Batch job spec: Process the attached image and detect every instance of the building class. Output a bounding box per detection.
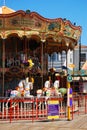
[48,45,87,93]
[0,6,15,14]
[74,45,87,69]
[48,45,87,71]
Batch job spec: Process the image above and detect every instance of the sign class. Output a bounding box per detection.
[67,75,72,82]
[68,64,75,68]
[48,100,59,120]
[67,88,73,107]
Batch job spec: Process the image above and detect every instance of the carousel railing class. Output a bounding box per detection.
[0,96,66,122]
[0,94,87,122]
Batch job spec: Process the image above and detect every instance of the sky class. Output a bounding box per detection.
[0,0,87,45]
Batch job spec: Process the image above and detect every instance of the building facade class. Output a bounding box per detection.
[48,45,87,71]
[74,45,87,69]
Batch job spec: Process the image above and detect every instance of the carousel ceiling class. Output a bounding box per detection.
[0,10,82,52]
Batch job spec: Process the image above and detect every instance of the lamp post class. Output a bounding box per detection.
[66,40,72,120]
[66,42,69,74]
[79,36,83,93]
[79,36,81,70]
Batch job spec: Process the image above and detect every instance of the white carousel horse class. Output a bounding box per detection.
[24,82,33,97]
[54,80,59,89]
[44,80,50,88]
[5,90,21,109]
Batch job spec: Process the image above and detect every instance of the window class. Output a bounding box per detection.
[70,53,73,63]
[51,52,56,62]
[58,53,61,61]
[81,53,86,62]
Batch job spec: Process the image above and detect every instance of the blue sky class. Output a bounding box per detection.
[0,0,87,45]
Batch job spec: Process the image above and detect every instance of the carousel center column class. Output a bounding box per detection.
[2,15,6,97]
[41,39,46,89]
[2,37,6,97]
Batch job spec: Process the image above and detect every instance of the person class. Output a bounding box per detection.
[63,93,67,107]
[44,76,52,89]
[43,76,52,98]
[18,80,25,97]
[53,73,60,96]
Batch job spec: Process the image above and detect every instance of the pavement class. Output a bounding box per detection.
[0,115,87,130]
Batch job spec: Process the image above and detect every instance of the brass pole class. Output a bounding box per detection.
[41,41,44,88]
[2,15,5,97]
[2,38,5,97]
[41,40,45,88]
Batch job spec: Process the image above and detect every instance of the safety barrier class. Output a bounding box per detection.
[72,94,87,119]
[0,96,67,122]
[0,95,87,122]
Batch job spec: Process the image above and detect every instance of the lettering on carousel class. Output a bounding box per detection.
[0,18,41,28]
[68,69,87,76]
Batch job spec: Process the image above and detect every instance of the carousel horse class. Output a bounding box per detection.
[17,77,33,97]
[5,78,34,109]
[5,89,21,109]
[36,89,43,107]
[24,77,33,97]
[53,80,62,97]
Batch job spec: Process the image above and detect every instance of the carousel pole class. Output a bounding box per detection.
[41,40,45,89]
[41,40,44,89]
[2,16,6,97]
[2,38,5,97]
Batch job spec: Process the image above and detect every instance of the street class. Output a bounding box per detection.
[0,115,87,130]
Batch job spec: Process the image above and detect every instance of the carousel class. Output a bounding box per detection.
[0,6,82,96]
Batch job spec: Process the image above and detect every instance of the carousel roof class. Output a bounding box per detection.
[0,8,82,52]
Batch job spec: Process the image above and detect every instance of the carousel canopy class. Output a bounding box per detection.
[0,6,82,53]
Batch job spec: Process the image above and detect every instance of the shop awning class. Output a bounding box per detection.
[82,61,87,70]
